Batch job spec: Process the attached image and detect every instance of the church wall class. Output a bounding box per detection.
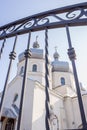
[32,82,67,130]
[17,58,52,88]
[72,94,87,128]
[28,58,45,72]
[64,97,76,129]
[50,94,67,130]
[72,97,82,128]
[1,76,35,130]
[1,76,23,130]
[28,72,45,85]
[32,83,45,130]
[64,94,87,129]
[52,71,74,89]
[82,94,87,121]
[28,58,45,87]
[28,58,52,88]
[17,60,25,75]
[54,85,76,98]
[69,72,76,90]
[2,76,23,109]
[19,79,35,130]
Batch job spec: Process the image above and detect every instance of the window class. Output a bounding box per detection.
[20,66,24,75]
[32,64,37,72]
[61,77,65,85]
[13,94,18,103]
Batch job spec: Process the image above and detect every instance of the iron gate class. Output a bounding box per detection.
[0,2,87,130]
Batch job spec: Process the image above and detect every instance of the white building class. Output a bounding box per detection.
[0,38,87,130]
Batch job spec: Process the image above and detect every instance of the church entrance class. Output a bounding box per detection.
[5,119,14,130]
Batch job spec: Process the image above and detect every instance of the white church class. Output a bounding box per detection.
[0,38,87,130]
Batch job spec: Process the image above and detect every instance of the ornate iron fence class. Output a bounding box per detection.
[0,2,87,130]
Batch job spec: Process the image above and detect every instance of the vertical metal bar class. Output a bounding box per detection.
[45,28,50,130]
[0,35,17,113]
[17,32,31,130]
[65,25,87,129]
[0,39,6,59]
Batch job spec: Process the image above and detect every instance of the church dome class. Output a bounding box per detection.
[52,60,70,72]
[18,36,44,62]
[52,47,70,72]
[30,48,44,59]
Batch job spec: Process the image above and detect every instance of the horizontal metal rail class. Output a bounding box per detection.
[0,2,87,40]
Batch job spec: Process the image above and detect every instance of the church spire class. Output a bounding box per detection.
[53,46,59,60]
[33,36,40,48]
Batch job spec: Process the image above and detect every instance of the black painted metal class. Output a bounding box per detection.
[0,35,17,113]
[17,32,31,130]
[0,3,87,40]
[45,28,50,130]
[0,39,6,58]
[66,25,87,129]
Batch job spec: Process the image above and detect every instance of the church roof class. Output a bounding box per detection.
[1,107,17,119]
[52,48,71,72]
[18,39,71,73]
[30,48,44,59]
[18,48,44,62]
[18,36,44,62]
[52,60,70,72]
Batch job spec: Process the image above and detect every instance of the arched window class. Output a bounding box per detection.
[32,64,37,72]
[20,66,24,75]
[13,93,18,103]
[61,77,65,85]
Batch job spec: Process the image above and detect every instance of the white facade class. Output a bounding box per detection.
[0,39,87,130]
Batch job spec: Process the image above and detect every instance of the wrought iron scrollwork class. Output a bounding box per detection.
[37,17,50,25]
[23,20,35,29]
[0,2,87,40]
[66,8,85,19]
[7,25,16,32]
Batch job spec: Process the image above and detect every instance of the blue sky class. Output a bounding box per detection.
[0,0,87,91]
